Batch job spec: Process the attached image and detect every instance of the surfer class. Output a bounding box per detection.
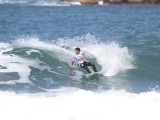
[70,47,97,73]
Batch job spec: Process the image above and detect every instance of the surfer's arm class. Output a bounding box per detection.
[82,53,85,58]
[70,60,75,68]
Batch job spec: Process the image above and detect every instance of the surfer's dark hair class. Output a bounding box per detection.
[75,47,80,52]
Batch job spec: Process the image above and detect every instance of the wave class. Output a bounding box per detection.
[0,34,134,92]
[0,0,80,6]
[13,34,134,76]
[0,0,29,4]
[0,89,160,120]
[31,1,64,7]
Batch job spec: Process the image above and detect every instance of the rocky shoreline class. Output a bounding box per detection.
[60,0,160,4]
[106,0,160,4]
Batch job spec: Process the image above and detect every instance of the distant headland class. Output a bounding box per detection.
[59,0,160,5]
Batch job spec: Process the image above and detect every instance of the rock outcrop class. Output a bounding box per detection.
[76,0,99,4]
[61,0,160,4]
[106,0,160,4]
[62,0,99,4]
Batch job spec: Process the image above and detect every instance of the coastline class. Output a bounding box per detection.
[60,0,160,5]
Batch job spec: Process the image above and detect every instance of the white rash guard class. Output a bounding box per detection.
[73,52,84,64]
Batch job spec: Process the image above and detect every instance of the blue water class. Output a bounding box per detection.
[0,2,160,120]
[1,5,160,41]
[0,4,160,93]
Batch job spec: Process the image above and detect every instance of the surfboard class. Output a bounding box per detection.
[85,72,102,79]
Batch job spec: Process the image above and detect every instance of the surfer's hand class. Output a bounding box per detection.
[82,53,85,58]
[69,65,73,68]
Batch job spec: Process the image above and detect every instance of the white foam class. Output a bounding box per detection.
[0,0,28,4]
[0,53,37,84]
[26,49,43,57]
[0,42,49,84]
[31,1,62,7]
[85,42,134,76]
[54,34,134,76]
[31,1,81,7]
[0,0,76,6]
[0,90,160,120]
[13,36,73,63]
[0,42,9,48]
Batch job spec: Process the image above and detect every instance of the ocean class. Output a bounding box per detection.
[0,1,160,120]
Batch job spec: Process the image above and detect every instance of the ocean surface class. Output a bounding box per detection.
[0,1,160,120]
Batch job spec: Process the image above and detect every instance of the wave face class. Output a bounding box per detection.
[0,34,135,93]
[0,34,160,94]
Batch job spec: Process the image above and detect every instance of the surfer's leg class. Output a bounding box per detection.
[84,61,97,72]
[84,66,91,73]
[80,63,91,73]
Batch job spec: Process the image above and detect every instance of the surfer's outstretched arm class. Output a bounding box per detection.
[82,53,85,58]
[70,61,74,68]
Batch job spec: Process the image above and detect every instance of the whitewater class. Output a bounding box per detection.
[0,90,160,120]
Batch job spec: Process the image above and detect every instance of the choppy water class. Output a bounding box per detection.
[0,2,160,120]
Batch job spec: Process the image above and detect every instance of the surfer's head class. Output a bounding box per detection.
[75,47,80,54]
